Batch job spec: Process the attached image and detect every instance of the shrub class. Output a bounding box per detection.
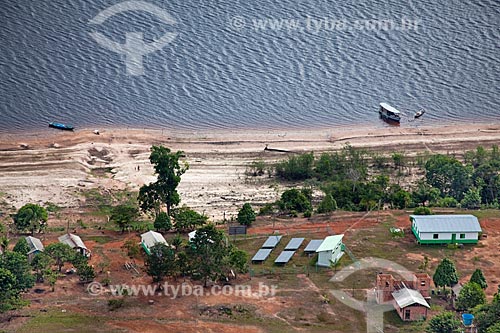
[413,206,433,215]
[108,298,125,311]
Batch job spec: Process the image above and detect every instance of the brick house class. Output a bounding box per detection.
[376,273,431,321]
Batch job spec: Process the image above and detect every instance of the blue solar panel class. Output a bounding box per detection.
[252,248,272,262]
[262,235,282,248]
[304,240,323,252]
[284,238,305,250]
[274,250,295,264]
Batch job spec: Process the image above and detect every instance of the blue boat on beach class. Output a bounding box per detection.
[49,122,74,131]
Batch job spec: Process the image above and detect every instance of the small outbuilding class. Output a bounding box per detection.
[26,236,44,261]
[316,234,344,267]
[140,231,168,255]
[392,287,430,321]
[410,215,482,244]
[58,233,91,257]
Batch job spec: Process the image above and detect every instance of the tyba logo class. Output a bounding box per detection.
[89,1,177,76]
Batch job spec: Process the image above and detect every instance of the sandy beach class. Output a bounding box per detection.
[1,122,500,220]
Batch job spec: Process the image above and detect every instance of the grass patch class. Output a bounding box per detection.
[86,235,114,244]
[17,310,119,333]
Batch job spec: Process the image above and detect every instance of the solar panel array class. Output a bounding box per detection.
[251,248,272,262]
[261,235,282,248]
[304,240,324,253]
[284,238,305,250]
[274,250,295,264]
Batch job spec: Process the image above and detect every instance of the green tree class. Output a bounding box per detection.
[13,238,30,256]
[412,181,440,207]
[13,204,48,234]
[76,264,96,283]
[31,252,54,282]
[110,205,139,233]
[154,211,172,232]
[0,251,35,291]
[456,282,486,311]
[45,243,75,272]
[171,233,184,253]
[317,194,337,214]
[425,154,472,201]
[486,322,500,333]
[138,146,189,217]
[433,258,459,292]
[229,249,248,275]
[426,311,460,333]
[390,189,412,209]
[173,206,207,232]
[0,267,19,312]
[187,224,229,287]
[470,268,488,289]
[145,243,176,282]
[237,203,256,226]
[461,187,482,209]
[474,294,500,333]
[278,189,312,213]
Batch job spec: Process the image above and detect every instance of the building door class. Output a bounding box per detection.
[452,234,456,242]
[405,309,411,320]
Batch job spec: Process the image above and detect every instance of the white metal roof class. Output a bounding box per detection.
[410,215,482,233]
[26,236,44,254]
[392,288,430,309]
[141,231,168,248]
[58,233,88,250]
[316,234,344,252]
[380,103,401,114]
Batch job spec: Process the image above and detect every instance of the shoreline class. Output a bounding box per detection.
[1,121,500,220]
[2,121,500,151]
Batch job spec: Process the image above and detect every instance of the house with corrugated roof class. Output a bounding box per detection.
[140,231,168,255]
[376,273,431,321]
[58,233,91,257]
[316,234,344,267]
[391,287,430,321]
[410,215,482,244]
[26,236,44,261]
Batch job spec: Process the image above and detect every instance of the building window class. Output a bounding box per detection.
[460,234,465,239]
[405,309,411,320]
[433,234,439,239]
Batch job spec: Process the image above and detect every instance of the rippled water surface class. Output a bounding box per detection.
[0,0,499,131]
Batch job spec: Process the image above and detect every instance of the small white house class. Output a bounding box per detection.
[140,231,168,255]
[58,233,91,257]
[316,234,345,267]
[410,215,482,244]
[26,236,44,261]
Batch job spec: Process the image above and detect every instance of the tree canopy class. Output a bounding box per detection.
[154,211,172,232]
[145,243,176,282]
[456,282,486,311]
[173,206,207,232]
[110,204,139,233]
[425,311,460,333]
[237,203,256,226]
[433,258,459,291]
[470,268,488,289]
[138,146,188,217]
[13,204,48,234]
[45,243,75,272]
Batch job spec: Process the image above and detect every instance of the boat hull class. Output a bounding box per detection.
[49,122,74,131]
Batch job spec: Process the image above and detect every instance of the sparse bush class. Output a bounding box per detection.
[108,298,125,311]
